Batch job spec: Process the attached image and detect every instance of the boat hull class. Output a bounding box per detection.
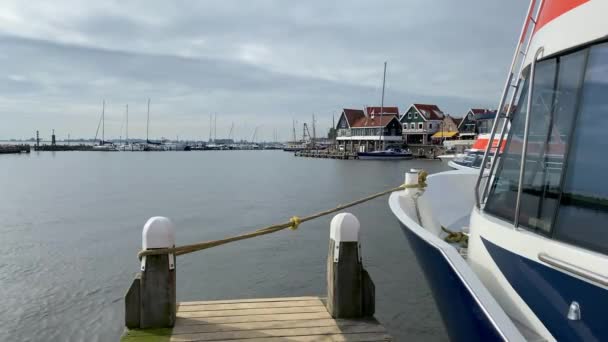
[398,220,505,342]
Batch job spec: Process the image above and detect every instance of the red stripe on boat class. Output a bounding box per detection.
[534,0,589,33]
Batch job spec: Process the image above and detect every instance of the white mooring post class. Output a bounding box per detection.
[125,217,177,329]
[404,171,420,195]
[326,213,375,318]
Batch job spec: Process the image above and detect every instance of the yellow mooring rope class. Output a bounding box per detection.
[441,225,468,246]
[138,171,428,259]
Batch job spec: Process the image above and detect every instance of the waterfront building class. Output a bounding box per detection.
[431,114,462,142]
[335,108,402,152]
[400,104,445,144]
[457,108,497,139]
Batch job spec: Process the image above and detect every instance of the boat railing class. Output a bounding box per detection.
[475,0,544,208]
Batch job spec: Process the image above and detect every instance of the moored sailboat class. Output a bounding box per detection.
[93,100,118,151]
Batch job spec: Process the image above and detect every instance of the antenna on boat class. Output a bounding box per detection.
[146,98,151,143]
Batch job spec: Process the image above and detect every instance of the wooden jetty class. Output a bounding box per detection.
[294,150,358,160]
[121,214,393,341]
[0,144,30,154]
[122,296,391,341]
[33,144,94,151]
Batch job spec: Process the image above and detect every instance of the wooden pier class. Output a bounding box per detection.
[294,150,358,160]
[122,214,393,341]
[33,144,94,151]
[122,296,391,341]
[0,144,30,154]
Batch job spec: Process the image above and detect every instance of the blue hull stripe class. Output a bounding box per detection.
[482,237,608,341]
[399,222,504,341]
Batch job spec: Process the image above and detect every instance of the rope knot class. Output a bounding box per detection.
[418,170,428,187]
[289,216,301,230]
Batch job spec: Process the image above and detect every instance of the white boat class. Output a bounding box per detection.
[92,144,118,151]
[390,1,608,340]
[447,134,505,171]
[436,153,460,161]
[118,143,145,151]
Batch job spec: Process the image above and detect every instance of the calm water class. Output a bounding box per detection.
[0,151,450,341]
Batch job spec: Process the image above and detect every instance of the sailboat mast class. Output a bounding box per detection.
[380,61,387,150]
[292,120,296,142]
[102,100,105,143]
[312,114,316,145]
[126,104,129,142]
[146,99,150,142]
[209,114,212,142]
[380,61,387,115]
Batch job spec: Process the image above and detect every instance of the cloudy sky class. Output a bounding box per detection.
[0,0,527,141]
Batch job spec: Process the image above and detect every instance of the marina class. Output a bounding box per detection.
[4,0,608,341]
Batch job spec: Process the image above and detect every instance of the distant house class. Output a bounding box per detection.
[335,108,402,152]
[458,108,497,139]
[431,115,462,141]
[400,104,445,144]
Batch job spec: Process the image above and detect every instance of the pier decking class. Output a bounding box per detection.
[122,296,392,341]
[294,150,359,159]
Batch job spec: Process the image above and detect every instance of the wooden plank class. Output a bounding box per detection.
[178,306,328,319]
[172,318,380,335]
[170,324,387,341]
[212,334,392,342]
[175,312,333,326]
[178,296,320,306]
[178,299,324,312]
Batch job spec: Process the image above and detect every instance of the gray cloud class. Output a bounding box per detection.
[0,0,527,140]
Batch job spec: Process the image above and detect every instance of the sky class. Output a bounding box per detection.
[0,0,528,141]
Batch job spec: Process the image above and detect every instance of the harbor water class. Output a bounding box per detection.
[0,150,450,341]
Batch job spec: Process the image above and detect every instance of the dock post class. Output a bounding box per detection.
[125,217,176,329]
[326,213,375,318]
[404,171,419,195]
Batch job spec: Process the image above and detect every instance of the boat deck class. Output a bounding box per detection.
[121,296,392,342]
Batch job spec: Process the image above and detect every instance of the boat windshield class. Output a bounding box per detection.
[485,41,608,255]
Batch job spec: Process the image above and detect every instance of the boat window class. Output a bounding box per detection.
[485,49,587,233]
[553,43,608,254]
